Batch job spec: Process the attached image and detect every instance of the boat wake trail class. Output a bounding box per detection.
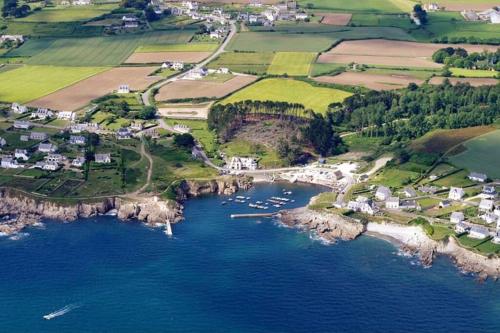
[43,303,81,320]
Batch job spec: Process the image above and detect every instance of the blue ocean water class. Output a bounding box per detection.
[1,183,500,333]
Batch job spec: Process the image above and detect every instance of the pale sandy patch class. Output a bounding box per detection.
[429,76,499,86]
[319,13,352,25]
[155,75,257,101]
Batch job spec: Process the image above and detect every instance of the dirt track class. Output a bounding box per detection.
[155,75,257,101]
[28,67,160,111]
[315,72,424,90]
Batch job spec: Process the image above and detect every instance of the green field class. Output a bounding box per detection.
[0,65,107,103]
[450,68,499,78]
[267,52,317,76]
[15,4,117,22]
[228,27,414,52]
[221,78,352,114]
[297,0,406,13]
[351,13,415,30]
[208,52,274,74]
[449,130,500,179]
[7,31,195,66]
[220,139,283,168]
[135,43,218,52]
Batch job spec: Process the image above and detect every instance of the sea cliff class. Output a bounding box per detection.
[0,175,252,235]
[280,204,500,280]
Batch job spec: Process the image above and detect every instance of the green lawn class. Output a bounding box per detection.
[15,4,117,22]
[8,31,195,66]
[220,139,284,168]
[228,27,413,52]
[449,130,500,179]
[450,67,499,78]
[267,52,317,76]
[165,119,218,154]
[136,43,218,52]
[372,167,420,188]
[0,65,107,103]
[221,78,352,114]
[208,52,274,75]
[310,63,345,77]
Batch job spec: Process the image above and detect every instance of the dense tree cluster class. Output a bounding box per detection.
[431,35,500,46]
[120,0,148,10]
[208,100,307,142]
[329,81,499,143]
[413,4,427,24]
[432,47,500,71]
[2,0,30,18]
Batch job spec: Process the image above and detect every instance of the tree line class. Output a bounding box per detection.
[432,47,500,71]
[328,81,499,143]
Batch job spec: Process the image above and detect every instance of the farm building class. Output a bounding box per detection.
[402,187,417,198]
[31,108,53,120]
[468,172,488,182]
[117,85,130,94]
[14,149,29,161]
[469,225,489,239]
[228,157,258,171]
[30,132,48,141]
[455,222,468,234]
[450,212,465,224]
[479,199,494,212]
[35,161,59,171]
[13,121,31,129]
[481,213,498,224]
[375,186,391,201]
[38,143,57,153]
[1,157,22,169]
[95,153,111,164]
[58,111,76,121]
[11,103,27,114]
[72,156,86,167]
[385,197,400,209]
[448,187,465,201]
[45,154,64,164]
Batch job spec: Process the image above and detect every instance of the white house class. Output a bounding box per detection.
[35,161,59,171]
[439,200,451,208]
[57,111,76,121]
[95,153,111,164]
[171,61,184,70]
[448,187,465,201]
[38,143,57,153]
[30,108,53,120]
[13,120,31,130]
[69,135,86,145]
[0,35,24,44]
[493,231,500,244]
[295,12,308,20]
[116,127,132,140]
[73,0,91,5]
[129,121,144,131]
[450,211,464,224]
[481,212,498,224]
[455,221,468,234]
[402,187,417,198]
[11,102,27,114]
[0,137,6,147]
[14,149,29,161]
[423,3,440,11]
[385,197,400,209]
[217,67,230,74]
[479,199,494,212]
[228,156,258,171]
[469,225,489,239]
[375,186,391,201]
[400,200,419,210]
[72,156,86,167]
[117,84,130,94]
[468,172,488,182]
[348,197,377,215]
[30,132,48,141]
[45,153,64,164]
[184,68,208,80]
[482,185,496,197]
[20,135,29,142]
[1,157,22,169]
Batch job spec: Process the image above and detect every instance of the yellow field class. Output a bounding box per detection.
[267,52,317,76]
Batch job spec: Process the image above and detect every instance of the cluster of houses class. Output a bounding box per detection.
[227,156,258,171]
[11,103,76,121]
[238,1,308,26]
[160,1,230,25]
[161,61,184,71]
[461,7,500,24]
[347,185,420,216]
[0,34,24,47]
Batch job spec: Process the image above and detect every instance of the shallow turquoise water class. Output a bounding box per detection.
[1,183,500,333]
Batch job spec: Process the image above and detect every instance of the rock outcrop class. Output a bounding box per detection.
[280,207,365,242]
[0,188,182,235]
[175,175,253,200]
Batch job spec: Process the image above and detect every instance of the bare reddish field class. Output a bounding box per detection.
[315,72,424,90]
[156,75,257,101]
[29,67,160,111]
[436,1,499,11]
[411,126,496,154]
[318,40,498,68]
[429,77,499,86]
[125,52,212,64]
[319,13,352,25]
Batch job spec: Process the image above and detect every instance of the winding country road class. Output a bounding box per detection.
[141,21,237,107]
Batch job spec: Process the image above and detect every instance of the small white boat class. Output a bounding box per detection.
[43,304,79,320]
[164,222,173,237]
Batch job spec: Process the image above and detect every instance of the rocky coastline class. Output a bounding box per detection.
[0,175,252,236]
[279,205,500,280]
